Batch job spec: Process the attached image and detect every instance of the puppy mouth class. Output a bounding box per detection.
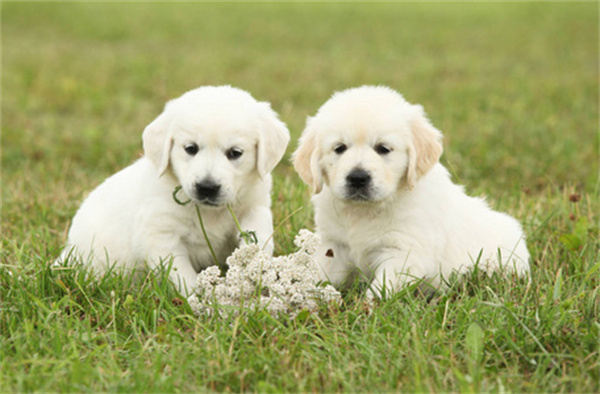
[344,188,374,201]
[195,198,223,207]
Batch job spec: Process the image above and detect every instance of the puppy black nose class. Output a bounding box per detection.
[195,181,221,200]
[346,168,371,189]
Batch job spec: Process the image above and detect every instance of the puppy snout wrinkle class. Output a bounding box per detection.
[195,180,221,201]
[346,168,372,189]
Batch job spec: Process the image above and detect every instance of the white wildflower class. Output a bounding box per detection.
[188,229,341,319]
[293,228,321,254]
[196,265,223,289]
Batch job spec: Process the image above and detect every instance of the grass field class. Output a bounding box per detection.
[1,2,599,393]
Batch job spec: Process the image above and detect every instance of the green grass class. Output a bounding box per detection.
[2,2,599,393]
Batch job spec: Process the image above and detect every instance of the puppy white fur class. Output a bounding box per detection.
[293,86,530,297]
[57,86,290,294]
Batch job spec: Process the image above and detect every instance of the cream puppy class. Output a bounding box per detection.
[57,86,290,294]
[293,86,530,297]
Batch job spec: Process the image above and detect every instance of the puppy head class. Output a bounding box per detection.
[143,86,289,207]
[293,86,442,202]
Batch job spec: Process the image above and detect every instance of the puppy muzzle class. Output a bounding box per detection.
[194,180,223,206]
[344,168,374,201]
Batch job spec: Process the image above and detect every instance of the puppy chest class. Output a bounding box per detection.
[184,219,238,270]
[335,212,395,245]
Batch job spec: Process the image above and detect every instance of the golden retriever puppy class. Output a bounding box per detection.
[57,86,290,295]
[293,86,530,297]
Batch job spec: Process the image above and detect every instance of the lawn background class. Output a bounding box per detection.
[1,2,599,393]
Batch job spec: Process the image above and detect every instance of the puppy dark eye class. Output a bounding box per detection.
[184,143,199,156]
[374,143,392,155]
[226,147,244,160]
[334,144,347,155]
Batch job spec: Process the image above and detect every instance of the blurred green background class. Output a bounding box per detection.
[3,2,598,188]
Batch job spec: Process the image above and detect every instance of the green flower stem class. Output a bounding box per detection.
[173,186,219,266]
[227,204,257,245]
[195,205,220,267]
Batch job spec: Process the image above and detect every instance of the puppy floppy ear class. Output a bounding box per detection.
[142,103,174,177]
[256,103,290,178]
[292,117,323,194]
[406,105,443,189]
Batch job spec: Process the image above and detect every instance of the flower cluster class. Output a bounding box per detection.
[187,229,341,319]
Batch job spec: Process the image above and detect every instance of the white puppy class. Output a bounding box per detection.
[57,86,290,294]
[293,86,530,297]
